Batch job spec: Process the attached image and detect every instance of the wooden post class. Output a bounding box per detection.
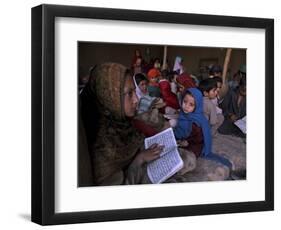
[219,48,232,99]
[222,48,232,84]
[162,45,167,70]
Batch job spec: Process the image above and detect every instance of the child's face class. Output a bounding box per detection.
[154,60,161,69]
[204,88,217,99]
[216,82,222,94]
[135,57,142,66]
[214,71,222,77]
[234,74,241,82]
[150,76,159,83]
[138,80,148,94]
[135,49,141,57]
[182,94,195,113]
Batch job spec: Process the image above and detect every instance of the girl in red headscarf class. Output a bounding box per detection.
[158,70,180,110]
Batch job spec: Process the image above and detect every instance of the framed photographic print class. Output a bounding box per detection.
[31,4,274,225]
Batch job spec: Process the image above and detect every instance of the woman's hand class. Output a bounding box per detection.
[134,143,164,165]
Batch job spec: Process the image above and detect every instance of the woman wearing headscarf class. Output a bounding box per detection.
[89,63,165,185]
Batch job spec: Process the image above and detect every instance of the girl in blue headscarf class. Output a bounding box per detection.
[173,88,233,169]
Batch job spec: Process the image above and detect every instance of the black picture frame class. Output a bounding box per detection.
[31,4,274,225]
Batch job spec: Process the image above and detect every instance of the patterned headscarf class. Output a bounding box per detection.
[176,73,196,90]
[88,63,144,185]
[91,63,128,122]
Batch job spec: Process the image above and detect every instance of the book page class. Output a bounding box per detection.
[234,116,246,134]
[163,113,179,120]
[147,150,183,184]
[145,128,177,156]
[145,128,183,184]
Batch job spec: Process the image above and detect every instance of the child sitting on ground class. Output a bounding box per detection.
[199,78,224,136]
[212,76,223,112]
[147,68,161,97]
[173,87,232,170]
[218,76,246,138]
[132,73,168,137]
[158,70,179,111]
[133,73,149,100]
[168,71,179,95]
[158,70,180,127]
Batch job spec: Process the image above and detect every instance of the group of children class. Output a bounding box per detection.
[131,53,246,170]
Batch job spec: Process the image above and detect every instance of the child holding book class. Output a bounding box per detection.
[218,76,246,138]
[132,73,168,137]
[133,73,149,100]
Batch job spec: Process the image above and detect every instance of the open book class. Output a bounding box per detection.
[137,95,157,114]
[145,128,183,184]
[234,116,246,134]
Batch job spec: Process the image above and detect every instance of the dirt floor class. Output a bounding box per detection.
[177,133,246,182]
